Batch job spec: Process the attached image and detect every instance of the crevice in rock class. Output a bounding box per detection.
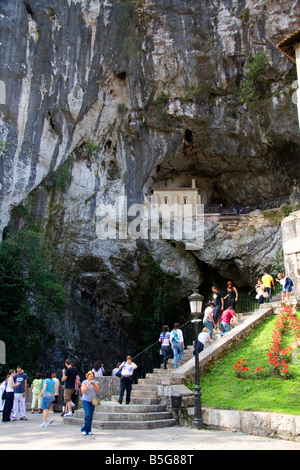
[24,1,34,19]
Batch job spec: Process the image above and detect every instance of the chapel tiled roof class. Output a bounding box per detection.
[277,28,300,63]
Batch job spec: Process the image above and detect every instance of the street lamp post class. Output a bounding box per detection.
[188,292,204,430]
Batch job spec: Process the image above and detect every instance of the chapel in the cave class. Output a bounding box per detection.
[147,179,201,208]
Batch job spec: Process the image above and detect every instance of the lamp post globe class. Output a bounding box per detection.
[188,292,204,318]
[188,291,204,430]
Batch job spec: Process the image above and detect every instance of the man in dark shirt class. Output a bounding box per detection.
[12,366,28,420]
[212,286,224,330]
[62,359,77,417]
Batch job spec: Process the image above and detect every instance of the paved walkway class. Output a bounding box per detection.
[1,413,300,450]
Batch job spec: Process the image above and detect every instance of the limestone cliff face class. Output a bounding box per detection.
[1,0,299,226]
[0,0,299,369]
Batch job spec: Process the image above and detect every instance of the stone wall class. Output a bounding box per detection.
[183,407,300,442]
[281,210,300,301]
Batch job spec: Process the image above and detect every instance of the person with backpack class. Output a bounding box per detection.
[276,273,294,302]
[170,323,185,369]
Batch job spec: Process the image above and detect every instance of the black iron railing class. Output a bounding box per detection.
[132,319,195,381]
[204,195,293,216]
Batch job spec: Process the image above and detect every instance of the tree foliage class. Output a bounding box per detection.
[0,228,67,375]
[129,256,185,349]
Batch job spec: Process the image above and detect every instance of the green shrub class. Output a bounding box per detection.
[237,51,270,105]
[241,7,250,23]
[50,158,72,192]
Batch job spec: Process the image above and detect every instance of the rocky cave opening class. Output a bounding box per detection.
[144,135,300,208]
[195,260,256,315]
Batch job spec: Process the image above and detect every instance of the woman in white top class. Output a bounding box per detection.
[193,328,212,356]
[203,301,215,339]
[2,370,21,422]
[92,361,105,377]
[118,356,138,405]
[255,280,265,307]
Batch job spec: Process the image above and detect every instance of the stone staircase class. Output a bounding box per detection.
[64,402,175,430]
[63,347,194,430]
[64,308,280,431]
[263,294,298,314]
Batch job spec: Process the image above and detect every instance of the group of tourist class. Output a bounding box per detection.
[159,323,185,370]
[256,271,294,305]
[158,283,240,370]
[159,270,294,366]
[0,356,140,436]
[0,359,104,435]
[1,366,28,424]
[208,284,239,338]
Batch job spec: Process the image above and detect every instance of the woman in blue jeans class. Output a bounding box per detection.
[170,323,185,368]
[80,371,100,436]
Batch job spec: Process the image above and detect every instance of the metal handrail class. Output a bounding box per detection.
[132,318,193,362]
[132,318,197,380]
[204,195,293,216]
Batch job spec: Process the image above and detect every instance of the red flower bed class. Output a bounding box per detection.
[266,306,300,376]
[233,306,300,379]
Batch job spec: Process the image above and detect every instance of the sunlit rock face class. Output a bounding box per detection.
[0,0,299,369]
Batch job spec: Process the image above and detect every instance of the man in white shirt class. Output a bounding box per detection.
[118,356,138,405]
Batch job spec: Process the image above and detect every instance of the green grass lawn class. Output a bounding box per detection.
[189,313,300,415]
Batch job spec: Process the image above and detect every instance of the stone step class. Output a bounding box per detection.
[111,396,161,405]
[64,416,176,430]
[94,403,167,413]
[74,409,173,422]
[135,378,161,385]
[130,389,158,398]
[153,368,174,374]
[95,418,176,430]
[139,375,182,385]
[132,383,158,391]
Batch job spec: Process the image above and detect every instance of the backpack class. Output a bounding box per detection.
[285,277,294,290]
[172,330,179,343]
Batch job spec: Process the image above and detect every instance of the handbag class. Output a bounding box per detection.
[1,380,7,401]
[92,396,101,407]
[91,384,101,407]
[116,361,125,378]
